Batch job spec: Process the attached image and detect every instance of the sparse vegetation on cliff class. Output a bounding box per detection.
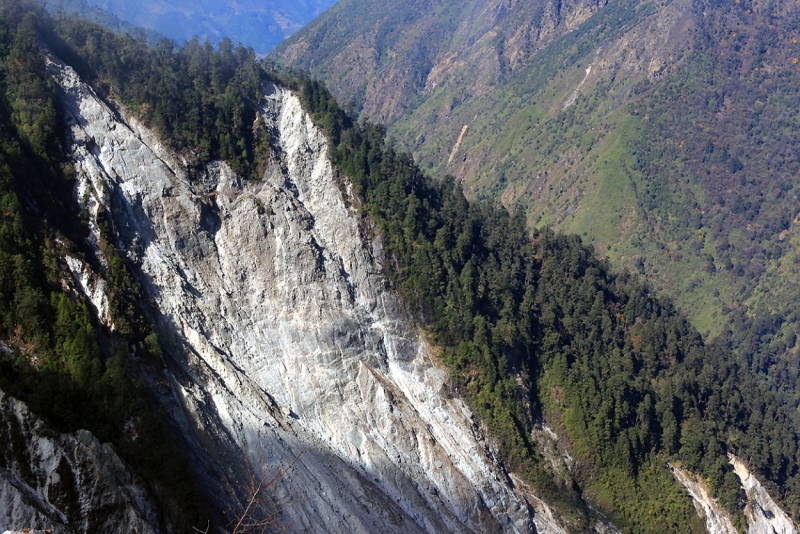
[0,1,207,529]
[1,0,798,531]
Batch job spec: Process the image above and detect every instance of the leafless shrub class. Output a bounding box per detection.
[228,434,302,534]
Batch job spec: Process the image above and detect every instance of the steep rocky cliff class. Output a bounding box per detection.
[730,455,798,534]
[0,387,160,533]
[670,464,737,534]
[48,55,573,533]
[671,458,799,534]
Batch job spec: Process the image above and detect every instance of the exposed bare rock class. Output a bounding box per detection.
[62,255,112,328]
[669,464,737,534]
[671,457,799,534]
[0,389,160,534]
[730,455,799,534]
[47,54,579,533]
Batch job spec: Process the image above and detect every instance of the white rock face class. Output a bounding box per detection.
[48,56,572,533]
[669,464,737,534]
[730,455,798,534]
[63,255,111,327]
[0,389,160,534]
[671,457,798,534]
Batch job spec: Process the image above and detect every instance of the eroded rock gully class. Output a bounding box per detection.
[48,55,571,533]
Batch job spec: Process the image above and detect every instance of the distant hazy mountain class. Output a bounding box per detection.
[82,0,338,53]
[49,0,164,43]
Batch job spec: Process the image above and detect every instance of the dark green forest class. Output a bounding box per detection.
[630,0,800,411]
[0,0,798,532]
[292,76,799,532]
[0,1,206,530]
[47,18,268,178]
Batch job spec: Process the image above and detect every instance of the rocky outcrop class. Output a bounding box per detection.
[48,55,575,533]
[730,455,798,534]
[0,388,160,534]
[669,464,737,534]
[671,457,798,534]
[62,255,112,328]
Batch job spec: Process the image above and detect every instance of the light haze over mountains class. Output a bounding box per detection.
[79,0,338,52]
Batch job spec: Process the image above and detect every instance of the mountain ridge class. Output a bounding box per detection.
[274,0,800,413]
[1,2,799,532]
[48,50,560,533]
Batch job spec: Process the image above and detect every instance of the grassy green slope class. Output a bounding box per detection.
[275,0,800,397]
[624,1,800,385]
[290,76,800,530]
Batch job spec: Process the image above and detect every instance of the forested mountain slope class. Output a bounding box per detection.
[0,2,208,530]
[0,0,798,532]
[275,0,800,402]
[295,76,800,531]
